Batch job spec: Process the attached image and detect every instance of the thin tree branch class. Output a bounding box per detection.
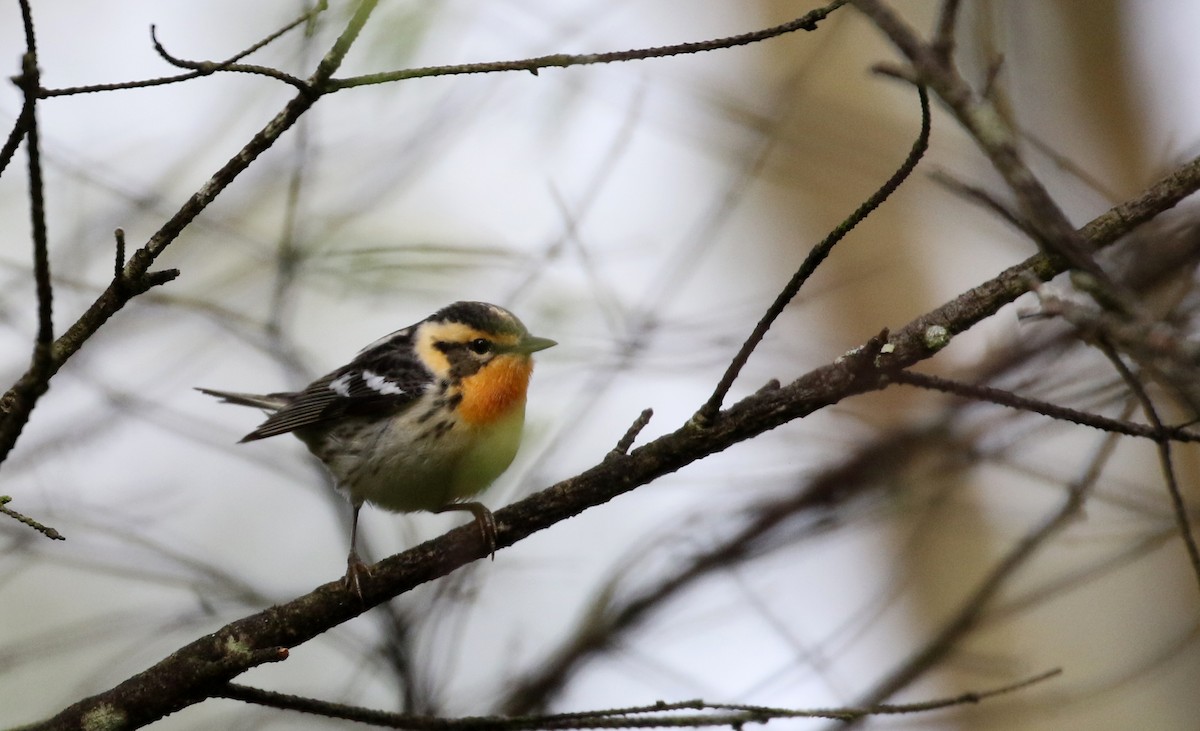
[929,169,1037,239]
[216,669,1059,728]
[16,0,52,369]
[892,370,1200,443]
[1029,282,1200,414]
[0,495,63,540]
[22,64,53,362]
[0,0,59,538]
[0,91,30,179]
[931,0,963,64]
[609,408,653,458]
[882,151,1200,371]
[326,1,849,90]
[693,84,931,426]
[1097,340,1200,594]
[149,24,311,93]
[39,2,326,98]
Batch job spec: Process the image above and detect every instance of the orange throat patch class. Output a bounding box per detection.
[457,355,533,426]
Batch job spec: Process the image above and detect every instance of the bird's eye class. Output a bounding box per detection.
[468,338,493,355]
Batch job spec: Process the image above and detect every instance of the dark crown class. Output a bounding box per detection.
[432,301,527,337]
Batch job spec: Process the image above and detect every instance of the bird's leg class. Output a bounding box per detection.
[434,502,496,559]
[343,502,371,596]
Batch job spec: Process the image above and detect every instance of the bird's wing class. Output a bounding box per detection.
[240,330,432,442]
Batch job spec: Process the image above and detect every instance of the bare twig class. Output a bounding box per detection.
[931,0,963,64]
[1097,340,1200,594]
[693,84,931,427]
[112,228,126,280]
[0,495,63,540]
[1030,284,1200,414]
[40,1,326,98]
[0,0,57,535]
[0,94,30,179]
[1022,130,1122,204]
[609,409,653,458]
[929,169,1037,239]
[150,24,311,93]
[892,370,1200,443]
[327,1,849,90]
[218,669,1059,728]
[16,0,50,353]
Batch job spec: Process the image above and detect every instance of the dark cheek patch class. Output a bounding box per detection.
[447,350,487,380]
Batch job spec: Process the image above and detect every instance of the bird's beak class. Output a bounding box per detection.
[517,334,557,354]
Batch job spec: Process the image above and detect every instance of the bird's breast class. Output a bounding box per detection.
[456,355,534,427]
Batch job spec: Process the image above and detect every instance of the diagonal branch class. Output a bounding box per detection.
[0,495,63,540]
[694,84,930,426]
[0,84,31,179]
[1098,340,1200,594]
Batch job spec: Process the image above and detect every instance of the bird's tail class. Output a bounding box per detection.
[195,387,289,411]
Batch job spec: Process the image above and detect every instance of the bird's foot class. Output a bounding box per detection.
[435,502,496,559]
[342,550,372,598]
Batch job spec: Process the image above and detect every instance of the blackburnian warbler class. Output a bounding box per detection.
[199,301,555,592]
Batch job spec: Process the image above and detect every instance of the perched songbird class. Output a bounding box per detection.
[199,301,556,592]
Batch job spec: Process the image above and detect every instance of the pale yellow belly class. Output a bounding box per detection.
[320,404,526,513]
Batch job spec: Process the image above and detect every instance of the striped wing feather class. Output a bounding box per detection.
[239,330,432,442]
